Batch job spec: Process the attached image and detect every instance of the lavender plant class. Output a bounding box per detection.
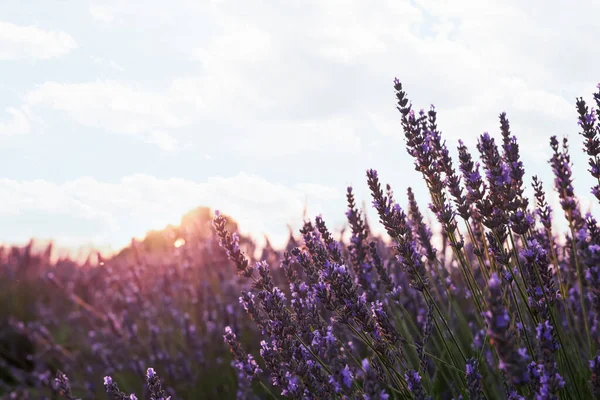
[210,79,600,399]
[3,80,600,399]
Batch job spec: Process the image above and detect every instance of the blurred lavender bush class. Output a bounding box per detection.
[0,207,290,399]
[3,80,600,399]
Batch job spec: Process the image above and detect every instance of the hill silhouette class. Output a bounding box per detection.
[110,206,245,260]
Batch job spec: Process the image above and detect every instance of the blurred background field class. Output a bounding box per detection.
[0,206,298,399]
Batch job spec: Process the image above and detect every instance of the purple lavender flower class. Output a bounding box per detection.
[506,388,525,400]
[483,273,529,386]
[476,132,509,241]
[259,340,293,393]
[532,176,553,233]
[345,187,377,300]
[584,215,600,335]
[576,93,600,202]
[213,211,253,277]
[361,358,390,400]
[371,300,403,346]
[426,108,467,223]
[392,80,464,249]
[310,325,354,395]
[290,282,323,338]
[590,354,600,398]
[367,170,428,291]
[416,303,434,371]
[255,260,274,292]
[534,321,564,399]
[499,113,529,230]
[529,361,541,393]
[457,139,486,219]
[465,358,485,400]
[103,375,128,399]
[368,240,401,301]
[393,77,412,118]
[320,261,378,338]
[549,136,584,230]
[314,214,343,264]
[520,240,557,317]
[405,370,431,400]
[239,290,266,329]
[233,353,263,383]
[146,368,169,400]
[407,187,437,261]
[54,370,76,400]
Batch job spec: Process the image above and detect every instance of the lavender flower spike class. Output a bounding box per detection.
[146,368,169,400]
[213,210,253,277]
[590,354,600,398]
[54,370,76,400]
[483,273,529,386]
[576,92,600,202]
[534,321,564,399]
[103,375,128,399]
[466,358,486,400]
[224,326,263,381]
[405,370,432,400]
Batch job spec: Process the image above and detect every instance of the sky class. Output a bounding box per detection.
[1,0,600,254]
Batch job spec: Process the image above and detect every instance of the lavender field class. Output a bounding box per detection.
[2,79,600,399]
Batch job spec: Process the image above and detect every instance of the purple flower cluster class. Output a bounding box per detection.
[483,273,529,386]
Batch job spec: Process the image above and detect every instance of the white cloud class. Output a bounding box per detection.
[0,106,31,136]
[168,75,271,119]
[0,173,345,250]
[0,21,77,60]
[88,0,216,25]
[227,116,363,156]
[89,55,125,71]
[307,0,422,63]
[17,73,363,154]
[367,112,401,138]
[295,183,341,201]
[190,20,272,67]
[88,4,115,23]
[24,81,185,133]
[24,81,185,150]
[10,0,580,159]
[146,131,179,152]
